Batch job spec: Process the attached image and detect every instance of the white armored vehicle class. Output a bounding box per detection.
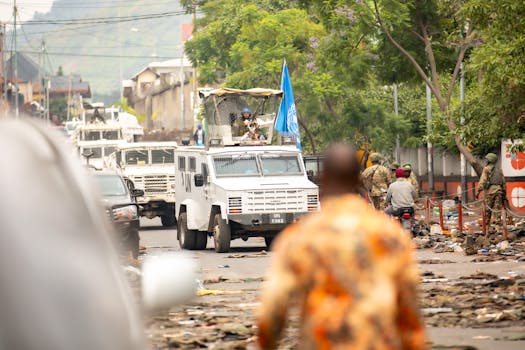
[175,145,319,252]
[111,142,178,227]
[175,88,319,253]
[78,139,128,169]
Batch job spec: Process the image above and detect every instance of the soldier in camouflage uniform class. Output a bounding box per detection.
[403,163,420,198]
[390,161,400,178]
[476,153,506,232]
[361,153,392,210]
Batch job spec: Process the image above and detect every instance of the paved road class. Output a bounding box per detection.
[138,218,525,349]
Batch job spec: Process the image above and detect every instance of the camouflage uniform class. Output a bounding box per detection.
[362,163,392,210]
[476,155,506,231]
[257,194,427,350]
[403,164,420,198]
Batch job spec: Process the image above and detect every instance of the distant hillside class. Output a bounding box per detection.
[16,0,193,103]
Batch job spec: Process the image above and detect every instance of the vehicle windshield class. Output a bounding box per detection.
[104,147,117,157]
[213,154,260,177]
[102,130,120,140]
[152,149,175,164]
[83,131,101,141]
[260,154,302,175]
[125,150,149,165]
[94,174,128,196]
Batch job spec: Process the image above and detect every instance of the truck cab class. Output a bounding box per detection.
[175,145,319,252]
[110,142,178,227]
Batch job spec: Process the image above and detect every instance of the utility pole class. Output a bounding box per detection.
[459,62,467,202]
[1,24,5,99]
[0,23,4,99]
[393,82,400,163]
[192,0,198,122]
[13,0,19,118]
[67,74,72,120]
[426,81,434,191]
[39,40,45,119]
[180,53,185,130]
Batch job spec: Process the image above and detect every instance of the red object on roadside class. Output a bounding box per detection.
[438,200,444,230]
[458,200,463,234]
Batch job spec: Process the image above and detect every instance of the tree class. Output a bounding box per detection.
[301,0,484,174]
[460,1,525,152]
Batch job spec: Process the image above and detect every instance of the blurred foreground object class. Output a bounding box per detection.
[142,253,197,312]
[257,143,427,350]
[0,119,145,350]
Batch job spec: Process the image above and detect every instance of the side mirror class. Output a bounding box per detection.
[131,189,144,197]
[82,150,94,159]
[194,174,204,187]
[306,170,314,182]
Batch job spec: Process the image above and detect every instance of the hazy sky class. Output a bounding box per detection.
[0,0,54,22]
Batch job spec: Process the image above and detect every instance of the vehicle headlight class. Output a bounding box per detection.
[112,205,138,221]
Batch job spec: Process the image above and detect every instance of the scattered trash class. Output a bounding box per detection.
[196,289,243,296]
[422,307,453,316]
[218,264,230,268]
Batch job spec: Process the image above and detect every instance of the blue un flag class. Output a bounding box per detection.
[275,60,301,149]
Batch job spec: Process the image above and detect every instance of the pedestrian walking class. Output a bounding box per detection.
[361,152,392,210]
[476,153,507,233]
[257,142,427,350]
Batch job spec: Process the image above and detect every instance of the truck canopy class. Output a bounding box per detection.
[199,88,283,146]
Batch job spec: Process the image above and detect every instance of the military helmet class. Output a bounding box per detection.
[402,163,412,171]
[485,153,498,163]
[241,107,253,115]
[390,161,400,170]
[369,152,381,163]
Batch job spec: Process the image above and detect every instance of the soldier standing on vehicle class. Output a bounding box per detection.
[403,163,420,198]
[257,143,427,350]
[361,153,392,210]
[476,153,507,233]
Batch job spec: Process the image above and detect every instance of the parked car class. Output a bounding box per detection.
[92,170,143,258]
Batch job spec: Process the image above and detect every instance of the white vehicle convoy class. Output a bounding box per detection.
[78,139,128,169]
[110,142,178,227]
[174,145,320,253]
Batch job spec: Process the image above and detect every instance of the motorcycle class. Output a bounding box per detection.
[396,207,420,236]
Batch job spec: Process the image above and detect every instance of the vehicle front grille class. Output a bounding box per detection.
[244,190,305,213]
[307,194,319,212]
[228,197,242,214]
[131,175,169,194]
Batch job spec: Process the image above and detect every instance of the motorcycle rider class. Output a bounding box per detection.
[385,168,417,217]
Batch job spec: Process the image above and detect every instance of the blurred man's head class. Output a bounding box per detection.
[321,142,362,197]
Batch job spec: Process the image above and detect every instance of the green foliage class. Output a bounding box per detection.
[113,98,146,123]
[185,0,523,158]
[49,98,67,121]
[460,0,525,148]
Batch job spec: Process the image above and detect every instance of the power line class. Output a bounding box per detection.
[5,10,189,25]
[19,50,180,60]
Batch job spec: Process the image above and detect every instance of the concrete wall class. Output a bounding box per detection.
[399,146,477,177]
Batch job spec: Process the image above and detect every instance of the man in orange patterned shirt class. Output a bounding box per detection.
[257,143,427,350]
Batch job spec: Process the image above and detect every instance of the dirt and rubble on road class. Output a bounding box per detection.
[127,217,525,350]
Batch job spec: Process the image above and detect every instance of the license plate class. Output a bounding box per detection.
[270,213,285,224]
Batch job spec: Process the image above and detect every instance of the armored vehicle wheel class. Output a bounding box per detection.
[161,214,176,227]
[213,214,231,253]
[128,228,140,259]
[264,236,274,250]
[195,231,208,250]
[178,212,196,250]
